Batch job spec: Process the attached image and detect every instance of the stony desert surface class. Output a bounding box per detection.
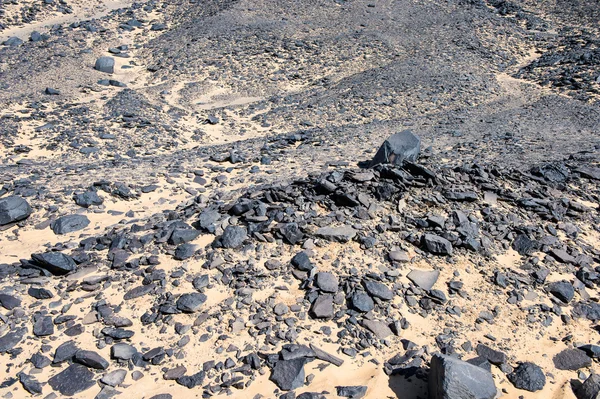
[0,0,599,398]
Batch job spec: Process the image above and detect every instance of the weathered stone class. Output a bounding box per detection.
[429,354,497,399]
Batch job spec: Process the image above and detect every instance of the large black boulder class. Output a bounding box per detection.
[369,130,421,168]
[31,252,77,275]
[507,362,545,392]
[0,196,32,225]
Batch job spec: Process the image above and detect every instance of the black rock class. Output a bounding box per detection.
[0,293,21,310]
[0,196,32,225]
[169,229,201,245]
[30,353,51,368]
[51,215,90,235]
[336,386,368,398]
[53,341,79,364]
[291,251,313,271]
[176,293,207,313]
[579,344,600,359]
[32,252,77,275]
[28,287,53,299]
[48,363,95,396]
[363,279,393,300]
[315,226,357,243]
[547,281,575,304]
[553,349,591,371]
[124,284,155,300]
[369,130,420,168]
[576,374,600,399]
[33,315,54,336]
[174,243,196,260]
[0,328,26,353]
[270,358,307,391]
[74,350,109,370]
[19,373,42,395]
[476,344,507,365]
[309,294,334,319]
[572,302,600,321]
[281,223,304,245]
[216,225,247,248]
[422,234,453,256]
[95,57,115,73]
[350,291,375,313]
[102,327,134,340]
[429,354,497,399]
[176,370,205,388]
[315,272,338,293]
[197,208,220,233]
[100,369,127,387]
[507,362,545,392]
[45,87,60,95]
[512,234,538,256]
[74,191,103,208]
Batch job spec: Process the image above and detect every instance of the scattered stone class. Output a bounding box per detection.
[51,215,90,235]
[429,354,497,399]
[547,280,575,303]
[95,57,115,73]
[270,358,307,391]
[48,363,95,396]
[407,269,439,290]
[0,196,32,225]
[508,362,546,392]
[176,293,207,313]
[336,386,367,399]
[31,252,77,275]
[74,350,109,370]
[369,130,420,167]
[315,226,357,243]
[422,234,453,256]
[553,349,592,371]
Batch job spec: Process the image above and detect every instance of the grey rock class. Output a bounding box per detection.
[576,374,600,399]
[315,272,338,293]
[270,358,307,391]
[547,280,575,303]
[74,191,103,208]
[48,363,95,396]
[429,354,497,399]
[363,279,393,300]
[369,130,420,168]
[309,344,344,367]
[316,226,357,243]
[336,386,367,398]
[507,362,545,392]
[361,319,393,339]
[100,369,127,387]
[51,215,90,235]
[176,370,205,388]
[0,196,32,225]
[33,315,54,336]
[164,366,187,380]
[111,343,137,360]
[423,234,453,256]
[31,252,77,275]
[95,57,115,73]
[407,269,440,291]
[74,350,109,369]
[95,386,121,399]
[0,328,26,352]
[476,344,507,365]
[0,293,21,310]
[30,353,51,368]
[123,284,155,300]
[281,222,304,245]
[217,225,247,248]
[19,373,42,395]
[174,243,197,260]
[53,340,79,364]
[28,287,53,299]
[553,349,591,371]
[169,228,201,245]
[350,291,374,312]
[176,293,207,313]
[310,294,334,319]
[291,251,314,271]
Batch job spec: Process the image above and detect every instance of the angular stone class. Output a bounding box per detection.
[48,363,95,396]
[31,252,77,275]
[176,370,205,388]
[176,293,207,313]
[53,340,79,364]
[169,229,201,245]
[0,328,26,353]
[316,226,357,243]
[363,279,393,300]
[19,373,42,395]
[100,369,127,387]
[74,350,109,370]
[547,280,575,303]
[0,196,32,225]
[369,130,420,167]
[33,315,54,336]
[111,343,136,360]
[361,319,393,339]
[309,294,334,319]
[350,291,374,312]
[429,354,497,399]
[553,349,591,371]
[407,269,440,291]
[270,358,307,391]
[423,234,453,256]
[476,344,507,365]
[281,223,304,245]
[123,284,155,300]
[174,243,197,260]
[291,251,313,271]
[51,215,90,235]
[28,287,53,299]
[74,191,103,208]
[576,374,600,399]
[309,344,344,367]
[217,225,247,248]
[0,293,21,310]
[164,366,187,380]
[507,362,545,392]
[95,57,115,73]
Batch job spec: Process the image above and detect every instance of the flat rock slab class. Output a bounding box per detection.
[361,319,393,339]
[553,348,591,370]
[0,327,27,353]
[176,293,207,313]
[407,269,440,291]
[422,234,453,256]
[51,215,90,235]
[270,358,307,391]
[31,252,77,275]
[48,363,95,396]
[315,226,357,243]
